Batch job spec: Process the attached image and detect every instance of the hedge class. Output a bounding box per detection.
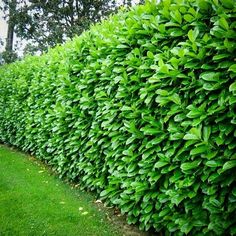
[0,0,236,234]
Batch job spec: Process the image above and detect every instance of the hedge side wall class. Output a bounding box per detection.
[1,0,236,234]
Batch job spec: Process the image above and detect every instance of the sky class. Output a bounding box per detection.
[0,8,7,52]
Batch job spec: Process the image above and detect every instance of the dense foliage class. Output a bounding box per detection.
[0,0,236,234]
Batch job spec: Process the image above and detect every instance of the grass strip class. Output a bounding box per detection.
[0,145,120,236]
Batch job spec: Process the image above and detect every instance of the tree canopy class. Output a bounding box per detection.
[0,0,144,63]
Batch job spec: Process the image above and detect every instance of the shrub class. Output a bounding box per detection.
[0,0,236,234]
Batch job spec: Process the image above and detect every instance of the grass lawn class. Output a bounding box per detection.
[0,144,121,236]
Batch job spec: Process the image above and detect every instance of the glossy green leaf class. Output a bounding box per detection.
[190,145,208,155]
[200,72,220,82]
[181,160,201,172]
[222,160,236,171]
[229,82,236,92]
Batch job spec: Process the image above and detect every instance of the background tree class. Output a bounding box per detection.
[0,0,144,61]
[0,0,18,63]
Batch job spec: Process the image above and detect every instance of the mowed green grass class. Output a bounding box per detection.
[0,145,120,236]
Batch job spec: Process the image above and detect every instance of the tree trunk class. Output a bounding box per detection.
[6,22,14,51]
[5,0,17,52]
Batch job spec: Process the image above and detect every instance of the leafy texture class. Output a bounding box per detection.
[0,0,236,235]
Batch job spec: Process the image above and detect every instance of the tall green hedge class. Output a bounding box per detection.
[1,0,236,234]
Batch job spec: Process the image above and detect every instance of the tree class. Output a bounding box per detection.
[14,0,144,53]
[5,0,16,52]
[0,0,144,58]
[0,0,18,63]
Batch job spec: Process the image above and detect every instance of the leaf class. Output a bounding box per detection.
[100,190,109,197]
[203,82,219,91]
[184,14,194,22]
[197,0,211,11]
[200,72,220,82]
[159,208,171,217]
[156,89,169,96]
[218,17,229,30]
[222,160,236,171]
[188,28,199,42]
[183,133,199,140]
[154,161,169,168]
[190,145,208,155]
[229,82,236,92]
[212,54,230,61]
[221,0,234,8]
[232,188,236,197]
[184,127,201,140]
[174,10,182,24]
[229,96,236,105]
[147,51,154,59]
[170,29,184,37]
[187,109,203,118]
[203,126,211,142]
[168,93,181,105]
[181,222,193,234]
[133,48,140,56]
[144,204,153,214]
[116,44,129,49]
[181,160,201,172]
[155,96,169,106]
[228,64,236,73]
[206,160,222,168]
[140,126,161,135]
[170,132,184,140]
[204,151,218,161]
